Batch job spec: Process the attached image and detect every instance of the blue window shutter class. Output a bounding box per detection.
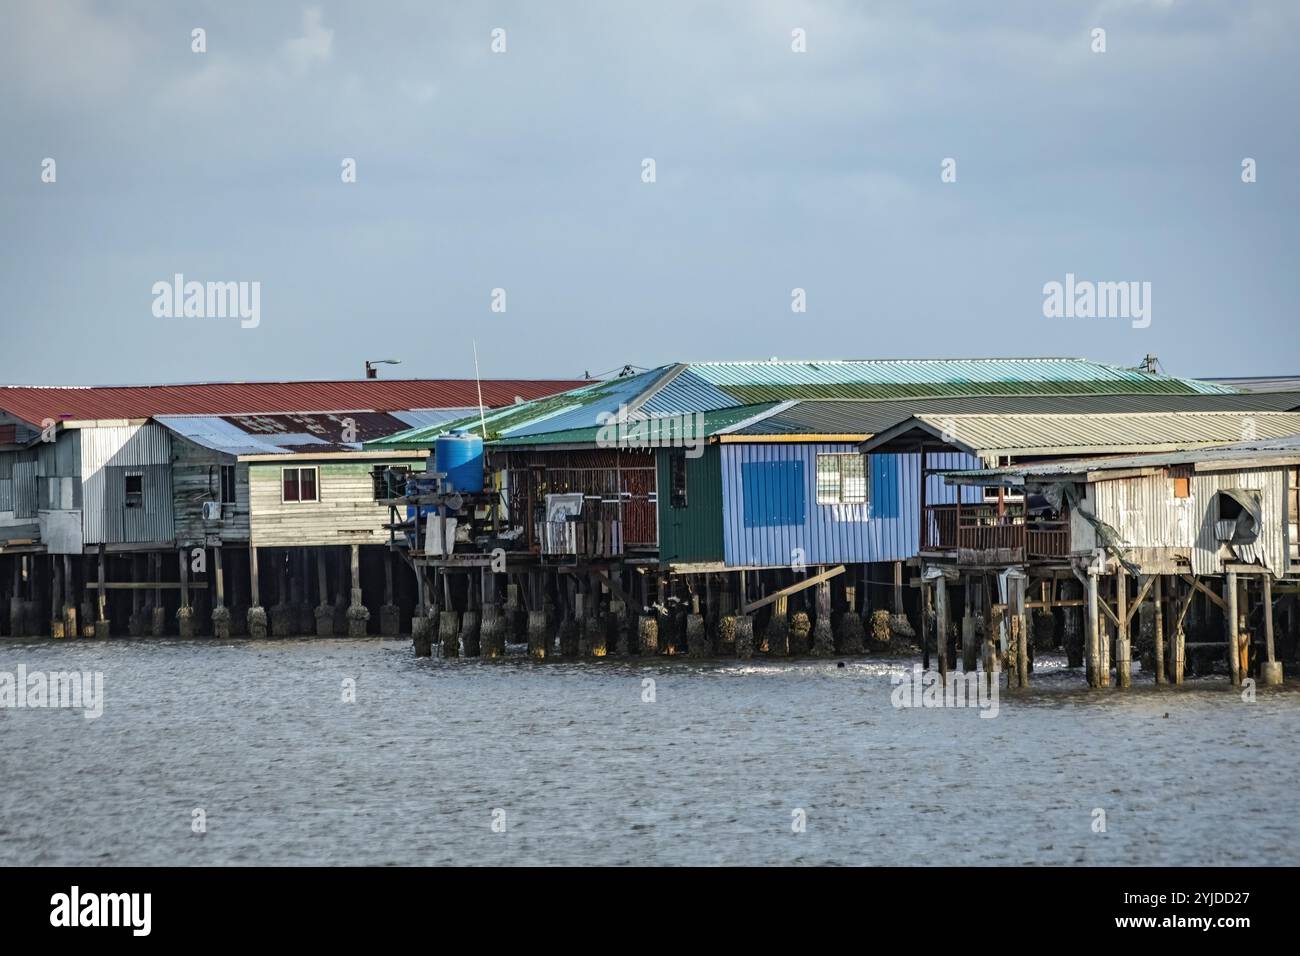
[742,460,805,527]
[871,455,900,519]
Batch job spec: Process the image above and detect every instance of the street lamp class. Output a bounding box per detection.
[365,359,401,379]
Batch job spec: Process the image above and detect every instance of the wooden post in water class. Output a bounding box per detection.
[1086,570,1100,688]
[63,553,77,638]
[1225,572,1241,686]
[919,580,930,671]
[346,543,369,637]
[49,556,64,639]
[1115,566,1131,688]
[1260,574,1281,685]
[961,574,977,672]
[1153,575,1165,686]
[315,549,332,637]
[249,546,260,608]
[95,543,107,637]
[1013,575,1028,688]
[380,550,400,636]
[934,574,948,685]
[178,548,194,638]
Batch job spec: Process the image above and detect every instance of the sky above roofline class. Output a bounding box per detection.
[4,2,1297,382]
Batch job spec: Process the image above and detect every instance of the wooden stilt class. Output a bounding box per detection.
[1086,570,1100,688]
[1225,572,1241,687]
[1115,566,1130,688]
[1014,575,1028,688]
[1262,575,1281,685]
[934,573,948,686]
[1153,575,1165,685]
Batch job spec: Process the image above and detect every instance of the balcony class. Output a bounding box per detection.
[924,503,1071,564]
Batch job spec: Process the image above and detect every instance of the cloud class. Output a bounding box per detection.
[0,0,137,106]
[282,6,333,74]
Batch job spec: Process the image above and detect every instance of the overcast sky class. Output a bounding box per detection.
[2,0,1297,386]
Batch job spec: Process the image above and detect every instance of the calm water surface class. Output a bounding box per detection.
[1,637,1297,866]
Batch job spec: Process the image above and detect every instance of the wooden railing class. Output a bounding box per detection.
[924,504,1070,559]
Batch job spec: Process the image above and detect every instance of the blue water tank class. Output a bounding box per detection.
[435,429,485,493]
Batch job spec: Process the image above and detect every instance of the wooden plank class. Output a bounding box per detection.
[1179,573,1227,612]
[86,582,187,590]
[741,565,845,615]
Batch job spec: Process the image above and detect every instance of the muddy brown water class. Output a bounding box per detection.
[1,637,1297,865]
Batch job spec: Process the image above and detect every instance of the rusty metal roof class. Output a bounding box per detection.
[157,412,430,457]
[0,379,586,428]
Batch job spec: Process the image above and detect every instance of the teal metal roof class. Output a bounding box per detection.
[365,358,1236,449]
[683,358,1237,402]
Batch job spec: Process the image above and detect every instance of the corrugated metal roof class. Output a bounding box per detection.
[948,432,1300,481]
[900,411,1300,458]
[367,358,1236,448]
[391,408,478,430]
[1205,376,1300,393]
[686,358,1236,401]
[488,403,779,448]
[732,392,1300,437]
[157,411,423,456]
[0,379,586,428]
[369,370,667,446]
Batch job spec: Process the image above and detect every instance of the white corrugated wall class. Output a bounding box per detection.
[1192,467,1288,576]
[80,423,174,545]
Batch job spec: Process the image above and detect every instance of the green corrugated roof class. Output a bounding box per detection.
[365,357,1238,449]
[685,358,1238,402]
[367,371,660,447]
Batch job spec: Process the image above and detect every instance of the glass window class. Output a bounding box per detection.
[124,472,144,509]
[669,451,688,508]
[220,465,237,504]
[815,454,867,505]
[298,467,318,503]
[282,467,318,503]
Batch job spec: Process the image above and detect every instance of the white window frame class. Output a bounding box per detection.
[281,466,319,504]
[815,453,868,505]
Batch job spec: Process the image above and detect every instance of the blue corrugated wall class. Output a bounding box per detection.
[720,443,982,567]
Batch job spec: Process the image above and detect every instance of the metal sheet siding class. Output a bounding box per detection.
[1191,468,1289,576]
[720,444,981,567]
[1092,473,1197,553]
[81,423,174,545]
[12,461,37,518]
[656,445,725,564]
[1084,467,1289,576]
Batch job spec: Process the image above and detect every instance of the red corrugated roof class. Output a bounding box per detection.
[0,379,588,427]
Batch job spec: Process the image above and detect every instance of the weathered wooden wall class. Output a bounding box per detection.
[172,436,250,546]
[248,459,402,548]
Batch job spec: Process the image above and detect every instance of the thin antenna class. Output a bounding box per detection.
[472,339,488,438]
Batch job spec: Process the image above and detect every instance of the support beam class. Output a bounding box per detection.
[1180,574,1228,613]
[741,564,845,615]
[1126,573,1156,625]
